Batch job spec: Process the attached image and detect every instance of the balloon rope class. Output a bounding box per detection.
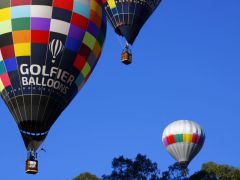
[127,0,130,25]
[105,7,117,30]
[131,1,137,25]
[105,1,124,49]
[108,1,120,29]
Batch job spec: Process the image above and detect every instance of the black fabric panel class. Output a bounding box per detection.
[7,97,22,124]
[31,44,48,65]
[32,0,52,6]
[0,32,13,48]
[8,71,22,96]
[17,56,32,94]
[31,95,41,123]
[14,96,27,122]
[15,95,65,133]
[59,49,78,78]
[52,7,72,22]
[42,99,64,131]
[1,89,19,124]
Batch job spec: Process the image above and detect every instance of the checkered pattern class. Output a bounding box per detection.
[0,0,106,92]
[0,0,107,151]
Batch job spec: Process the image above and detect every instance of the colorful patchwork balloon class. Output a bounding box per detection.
[162,120,205,176]
[0,0,106,174]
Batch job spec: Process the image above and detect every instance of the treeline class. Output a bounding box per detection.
[73,154,240,180]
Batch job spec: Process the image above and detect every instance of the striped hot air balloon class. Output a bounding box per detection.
[0,0,106,174]
[162,120,205,176]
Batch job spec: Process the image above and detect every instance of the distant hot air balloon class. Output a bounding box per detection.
[162,120,205,176]
[0,0,106,174]
[103,0,161,64]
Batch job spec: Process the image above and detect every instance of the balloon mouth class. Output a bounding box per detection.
[20,130,48,137]
[179,161,189,168]
[25,151,38,174]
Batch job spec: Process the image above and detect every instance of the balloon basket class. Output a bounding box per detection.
[25,159,38,174]
[179,161,188,177]
[121,51,132,65]
[181,169,187,177]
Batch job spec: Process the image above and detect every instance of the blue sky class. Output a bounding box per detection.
[1,0,240,179]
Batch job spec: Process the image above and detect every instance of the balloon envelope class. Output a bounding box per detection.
[103,0,161,44]
[162,120,205,166]
[0,0,106,151]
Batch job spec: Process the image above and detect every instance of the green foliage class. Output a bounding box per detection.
[201,162,240,180]
[189,170,217,180]
[161,163,188,180]
[73,156,240,180]
[73,172,101,180]
[102,154,161,180]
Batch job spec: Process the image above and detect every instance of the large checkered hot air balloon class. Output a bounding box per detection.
[162,120,205,176]
[0,0,106,174]
[103,0,161,64]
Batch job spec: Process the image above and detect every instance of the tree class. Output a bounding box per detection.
[102,154,161,180]
[73,157,240,180]
[73,172,101,180]
[160,163,188,180]
[190,162,240,180]
[189,170,217,180]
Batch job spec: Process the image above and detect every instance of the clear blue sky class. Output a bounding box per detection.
[1,0,240,179]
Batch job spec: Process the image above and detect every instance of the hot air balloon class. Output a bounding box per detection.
[162,120,205,176]
[0,0,106,174]
[103,0,161,64]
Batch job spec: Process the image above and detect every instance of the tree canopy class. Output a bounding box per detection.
[190,162,240,180]
[73,172,101,180]
[102,154,161,180]
[73,155,240,180]
[161,163,188,180]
